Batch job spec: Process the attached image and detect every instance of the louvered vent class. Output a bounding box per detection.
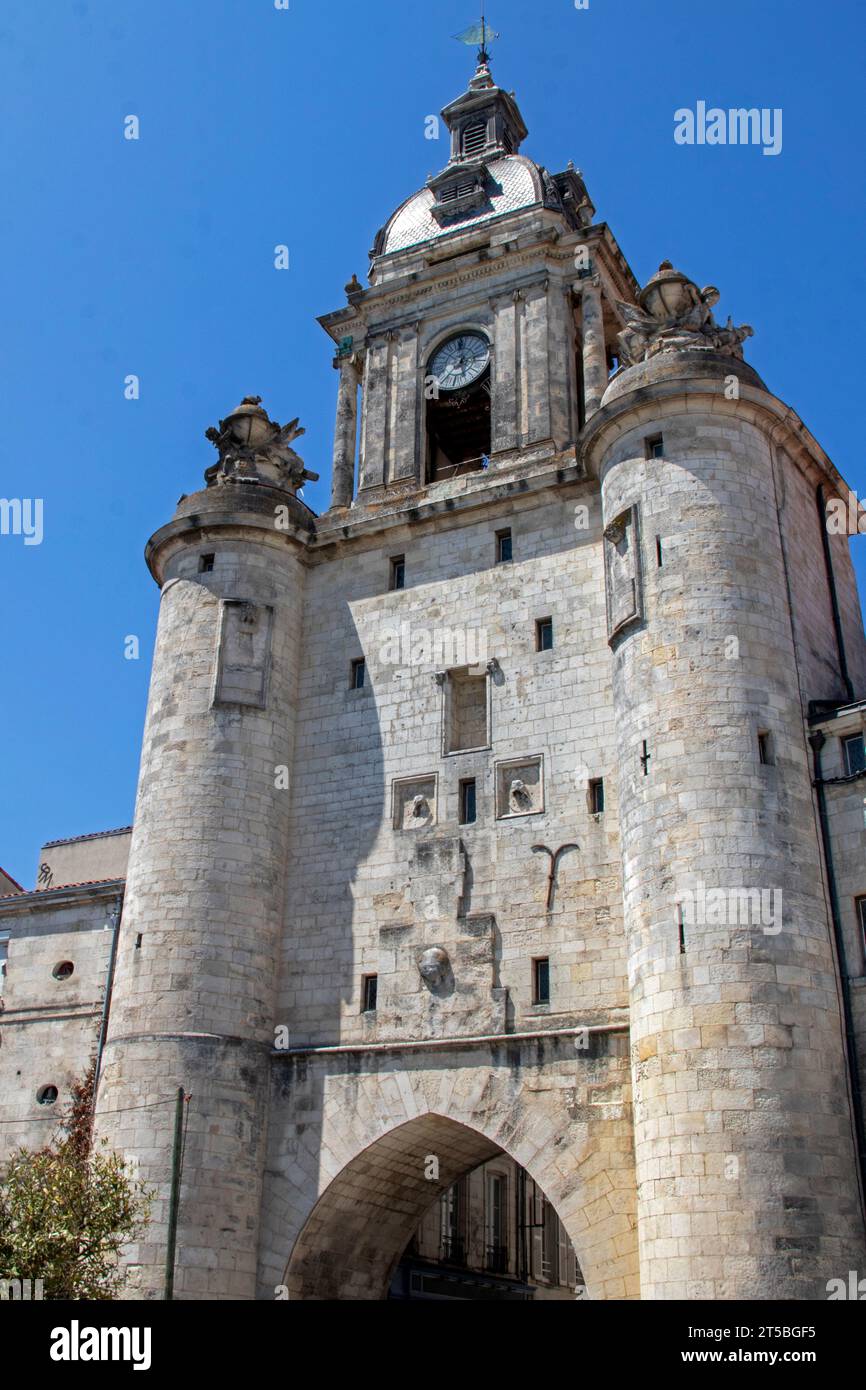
[462,120,487,155]
[439,180,477,204]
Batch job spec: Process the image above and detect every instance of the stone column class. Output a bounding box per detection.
[579,277,607,419]
[330,356,359,510]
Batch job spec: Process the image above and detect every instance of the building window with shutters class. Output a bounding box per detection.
[541,1196,559,1284]
[843,733,866,776]
[484,1171,508,1273]
[439,1181,464,1265]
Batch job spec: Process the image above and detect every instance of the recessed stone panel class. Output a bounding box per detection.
[495,756,544,819]
[603,505,642,642]
[392,775,437,831]
[213,600,274,708]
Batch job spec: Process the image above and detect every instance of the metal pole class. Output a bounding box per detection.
[164,1087,186,1301]
[93,895,123,1101]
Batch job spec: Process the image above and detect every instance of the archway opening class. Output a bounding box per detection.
[284,1114,583,1301]
[425,332,492,482]
[391,1156,581,1301]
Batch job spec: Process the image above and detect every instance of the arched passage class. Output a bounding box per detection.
[263,1039,639,1301]
[286,1115,499,1299]
[284,1113,587,1300]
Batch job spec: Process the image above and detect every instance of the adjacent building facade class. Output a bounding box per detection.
[2,52,866,1300]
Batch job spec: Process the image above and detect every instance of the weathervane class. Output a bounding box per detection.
[453,7,500,63]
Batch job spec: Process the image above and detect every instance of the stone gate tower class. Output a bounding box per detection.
[88,51,866,1300]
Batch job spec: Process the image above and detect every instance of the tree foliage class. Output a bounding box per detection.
[0,1060,152,1300]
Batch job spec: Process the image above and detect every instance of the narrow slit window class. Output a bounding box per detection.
[677,905,687,955]
[350,657,366,690]
[362,974,378,1013]
[758,730,773,765]
[655,535,663,567]
[533,957,550,1005]
[459,778,477,825]
[496,529,513,564]
[536,618,553,652]
[589,778,605,815]
[389,555,406,591]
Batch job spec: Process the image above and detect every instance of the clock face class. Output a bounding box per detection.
[430,333,490,392]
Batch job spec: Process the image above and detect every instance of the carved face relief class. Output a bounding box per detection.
[418,947,450,988]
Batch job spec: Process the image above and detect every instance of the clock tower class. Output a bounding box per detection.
[319,49,638,504]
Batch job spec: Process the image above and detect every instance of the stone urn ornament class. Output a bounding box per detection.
[204,396,320,493]
[616,262,753,367]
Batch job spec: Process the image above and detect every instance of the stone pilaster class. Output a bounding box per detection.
[329,355,359,509]
[580,277,607,419]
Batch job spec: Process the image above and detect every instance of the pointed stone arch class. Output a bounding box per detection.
[261,1041,639,1300]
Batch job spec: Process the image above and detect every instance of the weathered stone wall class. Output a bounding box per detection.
[773,443,866,707]
[279,480,626,1055]
[0,885,118,1156]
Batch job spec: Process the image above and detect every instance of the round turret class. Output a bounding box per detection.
[93,400,310,1300]
[582,273,866,1299]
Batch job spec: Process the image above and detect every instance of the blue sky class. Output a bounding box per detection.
[1,0,864,885]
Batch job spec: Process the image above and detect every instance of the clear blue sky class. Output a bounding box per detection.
[1,0,864,886]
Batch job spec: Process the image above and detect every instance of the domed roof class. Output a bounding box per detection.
[379,155,543,257]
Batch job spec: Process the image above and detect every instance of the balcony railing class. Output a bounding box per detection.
[484,1243,509,1275]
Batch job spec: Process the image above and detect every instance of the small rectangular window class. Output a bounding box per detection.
[533,957,550,1005]
[0,930,9,985]
[496,529,513,564]
[589,778,605,815]
[843,734,866,777]
[536,618,553,652]
[362,974,378,1012]
[645,434,664,460]
[459,778,477,825]
[389,555,405,591]
[757,730,773,765]
[350,657,366,690]
[198,554,215,573]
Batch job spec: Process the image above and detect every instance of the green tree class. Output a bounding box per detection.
[0,1061,151,1300]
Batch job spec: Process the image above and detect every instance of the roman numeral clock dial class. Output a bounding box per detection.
[430,333,490,392]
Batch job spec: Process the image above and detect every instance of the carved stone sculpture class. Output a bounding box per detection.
[510,778,532,811]
[204,396,320,493]
[616,262,753,367]
[418,947,450,988]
